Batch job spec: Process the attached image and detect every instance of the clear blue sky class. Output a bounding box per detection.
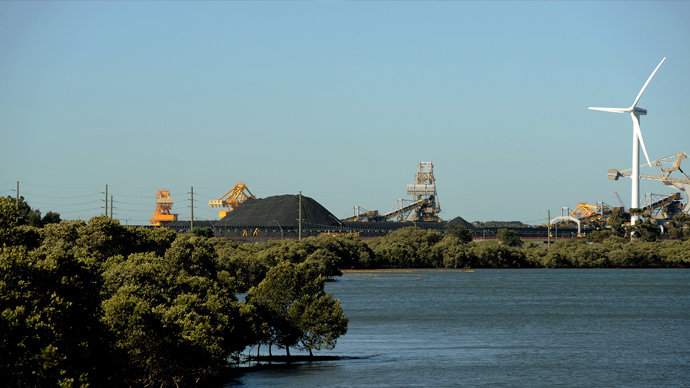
[1,1,689,225]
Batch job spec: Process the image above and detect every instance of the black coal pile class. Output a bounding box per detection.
[219,194,340,228]
[447,216,473,229]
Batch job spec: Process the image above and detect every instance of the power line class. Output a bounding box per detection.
[112,201,151,206]
[15,191,102,199]
[58,207,104,214]
[18,182,103,189]
[28,200,102,207]
[111,194,152,199]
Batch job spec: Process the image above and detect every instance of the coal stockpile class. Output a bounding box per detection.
[447,216,473,229]
[219,194,340,228]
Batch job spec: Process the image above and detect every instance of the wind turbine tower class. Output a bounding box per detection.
[589,57,665,225]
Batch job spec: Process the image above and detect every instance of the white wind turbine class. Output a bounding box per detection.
[589,57,666,225]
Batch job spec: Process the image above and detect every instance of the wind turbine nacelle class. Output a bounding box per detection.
[608,169,622,181]
[633,107,647,115]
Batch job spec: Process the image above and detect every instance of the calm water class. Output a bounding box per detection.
[227,269,690,387]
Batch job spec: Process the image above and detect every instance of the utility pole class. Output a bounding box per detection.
[547,210,552,247]
[110,195,113,220]
[190,186,194,230]
[298,191,302,240]
[15,181,20,223]
[105,184,108,218]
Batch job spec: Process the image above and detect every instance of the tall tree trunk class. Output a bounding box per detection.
[269,344,272,357]
[257,344,261,357]
[309,348,313,358]
[286,347,290,357]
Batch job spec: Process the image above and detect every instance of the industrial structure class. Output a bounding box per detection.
[549,202,621,236]
[208,182,255,218]
[149,189,178,226]
[146,147,690,238]
[570,202,619,229]
[407,161,442,221]
[550,151,690,232]
[344,162,442,222]
[608,151,690,218]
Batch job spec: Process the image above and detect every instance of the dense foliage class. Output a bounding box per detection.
[0,198,351,388]
[367,225,689,269]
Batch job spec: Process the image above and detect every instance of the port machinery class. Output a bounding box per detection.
[209,182,255,218]
[608,151,690,217]
[550,151,690,232]
[150,189,178,226]
[343,162,442,222]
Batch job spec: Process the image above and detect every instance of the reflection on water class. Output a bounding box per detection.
[227,269,690,387]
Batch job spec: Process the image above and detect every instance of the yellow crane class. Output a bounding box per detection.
[150,189,178,226]
[570,203,597,220]
[209,182,254,218]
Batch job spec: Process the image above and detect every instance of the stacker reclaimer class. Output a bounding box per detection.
[150,189,178,226]
[209,182,254,218]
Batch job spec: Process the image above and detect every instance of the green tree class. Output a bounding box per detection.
[0,244,114,388]
[309,234,376,269]
[498,229,523,248]
[191,226,214,238]
[14,196,42,227]
[289,292,348,357]
[41,211,61,226]
[101,247,246,386]
[472,243,528,268]
[434,235,476,268]
[608,208,627,237]
[445,224,474,244]
[245,261,347,357]
[368,227,443,268]
[216,242,273,292]
[73,216,134,266]
[0,197,19,245]
[667,214,690,240]
[302,248,342,280]
[630,218,661,242]
[244,261,316,356]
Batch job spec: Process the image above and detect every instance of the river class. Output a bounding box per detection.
[226,269,690,387]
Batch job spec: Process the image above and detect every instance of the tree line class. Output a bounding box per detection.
[363,223,690,269]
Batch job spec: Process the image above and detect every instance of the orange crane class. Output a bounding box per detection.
[209,182,254,218]
[150,189,178,226]
[570,203,597,220]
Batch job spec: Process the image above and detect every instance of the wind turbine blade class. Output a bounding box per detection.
[631,57,666,109]
[632,113,651,167]
[588,107,627,113]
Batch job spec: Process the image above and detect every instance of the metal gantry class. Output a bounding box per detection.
[209,182,255,218]
[609,151,690,216]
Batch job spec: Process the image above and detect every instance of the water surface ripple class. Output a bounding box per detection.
[228,269,690,387]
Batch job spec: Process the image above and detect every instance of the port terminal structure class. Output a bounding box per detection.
[344,162,442,223]
[149,189,178,226]
[208,182,255,218]
[159,192,582,240]
[550,151,690,233]
[608,151,690,217]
